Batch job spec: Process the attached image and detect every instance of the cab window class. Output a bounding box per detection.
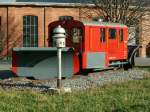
[100,28,105,43]
[119,29,123,42]
[109,28,116,39]
[71,27,83,43]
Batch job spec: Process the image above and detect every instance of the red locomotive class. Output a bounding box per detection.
[12,16,139,79]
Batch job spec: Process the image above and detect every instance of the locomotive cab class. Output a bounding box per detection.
[81,22,128,69]
[48,19,129,70]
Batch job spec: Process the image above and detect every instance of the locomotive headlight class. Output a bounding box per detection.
[52,25,66,48]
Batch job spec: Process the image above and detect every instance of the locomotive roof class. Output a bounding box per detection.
[82,21,127,28]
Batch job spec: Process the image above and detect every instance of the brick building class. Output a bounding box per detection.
[0,0,150,58]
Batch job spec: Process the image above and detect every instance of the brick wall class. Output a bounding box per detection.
[0,7,7,58]
[0,5,149,58]
[8,7,45,47]
[0,6,94,58]
[45,7,80,46]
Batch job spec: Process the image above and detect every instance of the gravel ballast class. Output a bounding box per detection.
[0,68,149,92]
[47,68,149,91]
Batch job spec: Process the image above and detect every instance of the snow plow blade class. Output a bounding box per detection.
[12,47,79,79]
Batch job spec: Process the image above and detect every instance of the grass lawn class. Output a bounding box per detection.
[0,73,150,112]
[138,67,150,72]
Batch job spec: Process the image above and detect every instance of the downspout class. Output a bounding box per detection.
[7,6,8,60]
[44,7,46,47]
[79,7,81,20]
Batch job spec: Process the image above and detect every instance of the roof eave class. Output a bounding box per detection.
[0,2,95,7]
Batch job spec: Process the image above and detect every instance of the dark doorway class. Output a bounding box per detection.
[146,42,150,57]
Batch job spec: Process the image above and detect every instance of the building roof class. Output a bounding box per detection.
[16,0,92,3]
[82,21,128,28]
[0,0,93,7]
[0,0,149,7]
[0,0,92,3]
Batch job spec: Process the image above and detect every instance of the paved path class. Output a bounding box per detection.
[135,57,150,66]
[0,61,14,79]
[0,60,11,69]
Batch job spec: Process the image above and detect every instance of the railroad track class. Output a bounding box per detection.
[0,82,53,92]
[0,77,59,93]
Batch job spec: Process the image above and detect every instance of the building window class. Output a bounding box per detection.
[23,15,38,47]
[100,28,105,43]
[71,27,82,43]
[109,28,116,39]
[119,29,123,42]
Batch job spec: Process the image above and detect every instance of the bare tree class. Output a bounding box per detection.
[90,0,149,26]
[79,0,150,45]
[0,15,21,59]
[78,0,150,57]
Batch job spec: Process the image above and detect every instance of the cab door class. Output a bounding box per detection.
[118,29,124,59]
[89,26,100,51]
[118,28,128,59]
[99,27,107,52]
[88,27,107,52]
[108,28,118,60]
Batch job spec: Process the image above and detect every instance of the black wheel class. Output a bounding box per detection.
[81,69,92,76]
[129,52,136,68]
[123,64,129,70]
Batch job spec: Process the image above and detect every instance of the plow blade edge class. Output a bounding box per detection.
[12,47,79,79]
